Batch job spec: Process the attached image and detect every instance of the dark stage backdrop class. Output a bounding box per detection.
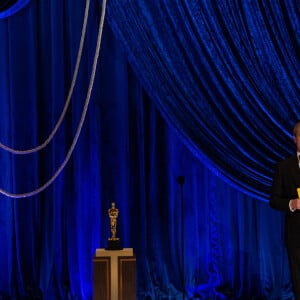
[0,0,298,299]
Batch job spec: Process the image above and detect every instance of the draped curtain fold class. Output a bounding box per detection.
[106,0,300,201]
[0,0,298,299]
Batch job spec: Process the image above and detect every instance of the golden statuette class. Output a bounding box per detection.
[108,202,119,241]
[106,202,123,250]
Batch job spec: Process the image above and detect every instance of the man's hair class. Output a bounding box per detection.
[293,122,300,136]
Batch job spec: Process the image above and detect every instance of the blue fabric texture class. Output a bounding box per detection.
[106,0,300,201]
[0,0,298,299]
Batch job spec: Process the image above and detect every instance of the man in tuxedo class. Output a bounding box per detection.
[270,121,300,299]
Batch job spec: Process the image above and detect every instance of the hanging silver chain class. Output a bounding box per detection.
[0,0,90,154]
[0,0,107,198]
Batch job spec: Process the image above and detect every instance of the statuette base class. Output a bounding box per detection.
[106,238,123,250]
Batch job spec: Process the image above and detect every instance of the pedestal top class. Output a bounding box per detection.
[95,247,134,257]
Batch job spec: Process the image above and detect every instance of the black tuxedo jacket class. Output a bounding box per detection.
[270,155,300,248]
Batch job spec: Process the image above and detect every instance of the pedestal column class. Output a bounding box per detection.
[93,248,136,300]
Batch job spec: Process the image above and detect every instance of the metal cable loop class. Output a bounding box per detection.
[0,0,107,198]
[0,0,90,154]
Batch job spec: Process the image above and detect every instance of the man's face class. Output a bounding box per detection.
[294,131,300,152]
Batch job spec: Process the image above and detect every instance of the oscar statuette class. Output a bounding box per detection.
[105,202,123,250]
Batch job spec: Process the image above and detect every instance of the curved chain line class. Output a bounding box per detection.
[0,0,90,155]
[0,0,107,198]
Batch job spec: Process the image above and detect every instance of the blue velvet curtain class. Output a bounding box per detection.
[0,0,298,299]
[106,0,300,201]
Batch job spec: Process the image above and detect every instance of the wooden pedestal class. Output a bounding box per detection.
[93,248,136,300]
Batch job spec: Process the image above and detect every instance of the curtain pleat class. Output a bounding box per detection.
[106,0,300,200]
